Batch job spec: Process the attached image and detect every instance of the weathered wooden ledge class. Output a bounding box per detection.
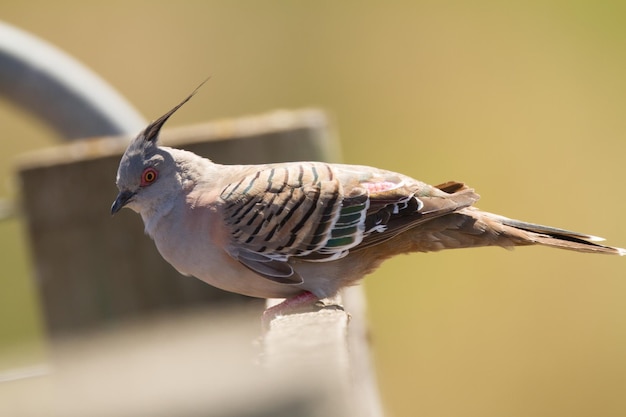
[264,286,383,417]
[1,287,382,416]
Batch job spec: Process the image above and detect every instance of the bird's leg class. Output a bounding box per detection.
[264,291,320,317]
[262,291,322,329]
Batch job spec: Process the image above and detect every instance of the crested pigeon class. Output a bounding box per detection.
[111,86,624,315]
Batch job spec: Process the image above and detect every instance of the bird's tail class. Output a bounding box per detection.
[486,213,625,256]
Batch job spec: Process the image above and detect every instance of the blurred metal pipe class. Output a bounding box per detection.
[0,21,146,140]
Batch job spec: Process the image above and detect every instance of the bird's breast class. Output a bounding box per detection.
[148,202,303,299]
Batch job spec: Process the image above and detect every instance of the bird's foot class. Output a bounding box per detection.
[262,291,341,330]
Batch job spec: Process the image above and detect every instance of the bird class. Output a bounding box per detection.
[111,84,624,317]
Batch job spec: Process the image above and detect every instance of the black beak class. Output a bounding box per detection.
[111,190,136,215]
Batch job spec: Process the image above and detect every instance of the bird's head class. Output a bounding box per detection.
[111,83,204,216]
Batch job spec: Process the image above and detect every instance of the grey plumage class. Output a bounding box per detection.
[111,86,624,304]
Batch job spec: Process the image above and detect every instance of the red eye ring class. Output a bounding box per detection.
[140,167,158,186]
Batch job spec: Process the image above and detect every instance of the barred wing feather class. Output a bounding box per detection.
[220,162,479,282]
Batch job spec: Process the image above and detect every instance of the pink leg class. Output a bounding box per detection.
[262,291,320,329]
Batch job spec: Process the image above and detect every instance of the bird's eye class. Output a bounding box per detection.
[140,167,158,186]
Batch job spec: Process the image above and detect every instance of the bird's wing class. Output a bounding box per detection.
[219,162,479,283]
[219,162,344,283]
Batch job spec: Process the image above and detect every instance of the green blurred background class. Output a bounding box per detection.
[2,2,625,416]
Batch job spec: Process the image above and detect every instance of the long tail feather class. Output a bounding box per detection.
[495,215,625,256]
